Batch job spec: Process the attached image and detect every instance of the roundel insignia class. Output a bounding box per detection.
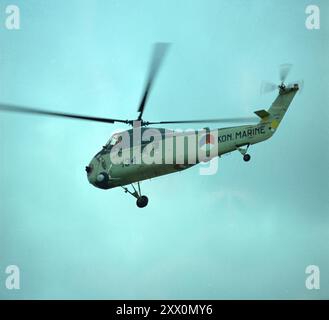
[199,133,215,149]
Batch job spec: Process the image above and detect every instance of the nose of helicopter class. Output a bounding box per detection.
[85,163,95,184]
[85,159,112,189]
[85,165,92,175]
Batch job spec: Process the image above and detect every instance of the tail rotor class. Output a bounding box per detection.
[260,64,303,95]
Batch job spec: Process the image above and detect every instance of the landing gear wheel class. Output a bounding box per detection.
[243,154,251,162]
[236,144,251,162]
[122,183,149,208]
[136,196,149,208]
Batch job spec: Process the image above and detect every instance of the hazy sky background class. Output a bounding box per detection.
[0,0,328,299]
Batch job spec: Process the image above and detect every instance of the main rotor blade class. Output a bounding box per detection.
[279,63,292,83]
[137,42,170,120]
[0,104,129,124]
[145,117,259,125]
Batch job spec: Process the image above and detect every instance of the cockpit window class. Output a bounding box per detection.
[107,135,121,146]
[105,133,126,150]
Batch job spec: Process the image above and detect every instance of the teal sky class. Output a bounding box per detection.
[0,0,328,299]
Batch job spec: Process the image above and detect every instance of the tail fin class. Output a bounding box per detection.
[255,84,299,131]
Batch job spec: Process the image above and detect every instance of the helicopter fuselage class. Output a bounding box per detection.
[86,122,272,189]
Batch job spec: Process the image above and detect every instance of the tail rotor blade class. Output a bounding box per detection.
[260,81,277,95]
[288,79,304,93]
[279,63,292,83]
[297,79,304,93]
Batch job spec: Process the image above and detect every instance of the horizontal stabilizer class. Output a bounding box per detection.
[254,109,270,119]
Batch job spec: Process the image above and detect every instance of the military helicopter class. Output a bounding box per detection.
[0,43,301,208]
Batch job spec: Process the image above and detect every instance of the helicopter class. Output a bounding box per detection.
[0,43,302,208]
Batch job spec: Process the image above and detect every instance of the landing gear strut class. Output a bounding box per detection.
[121,182,149,208]
[236,144,251,162]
